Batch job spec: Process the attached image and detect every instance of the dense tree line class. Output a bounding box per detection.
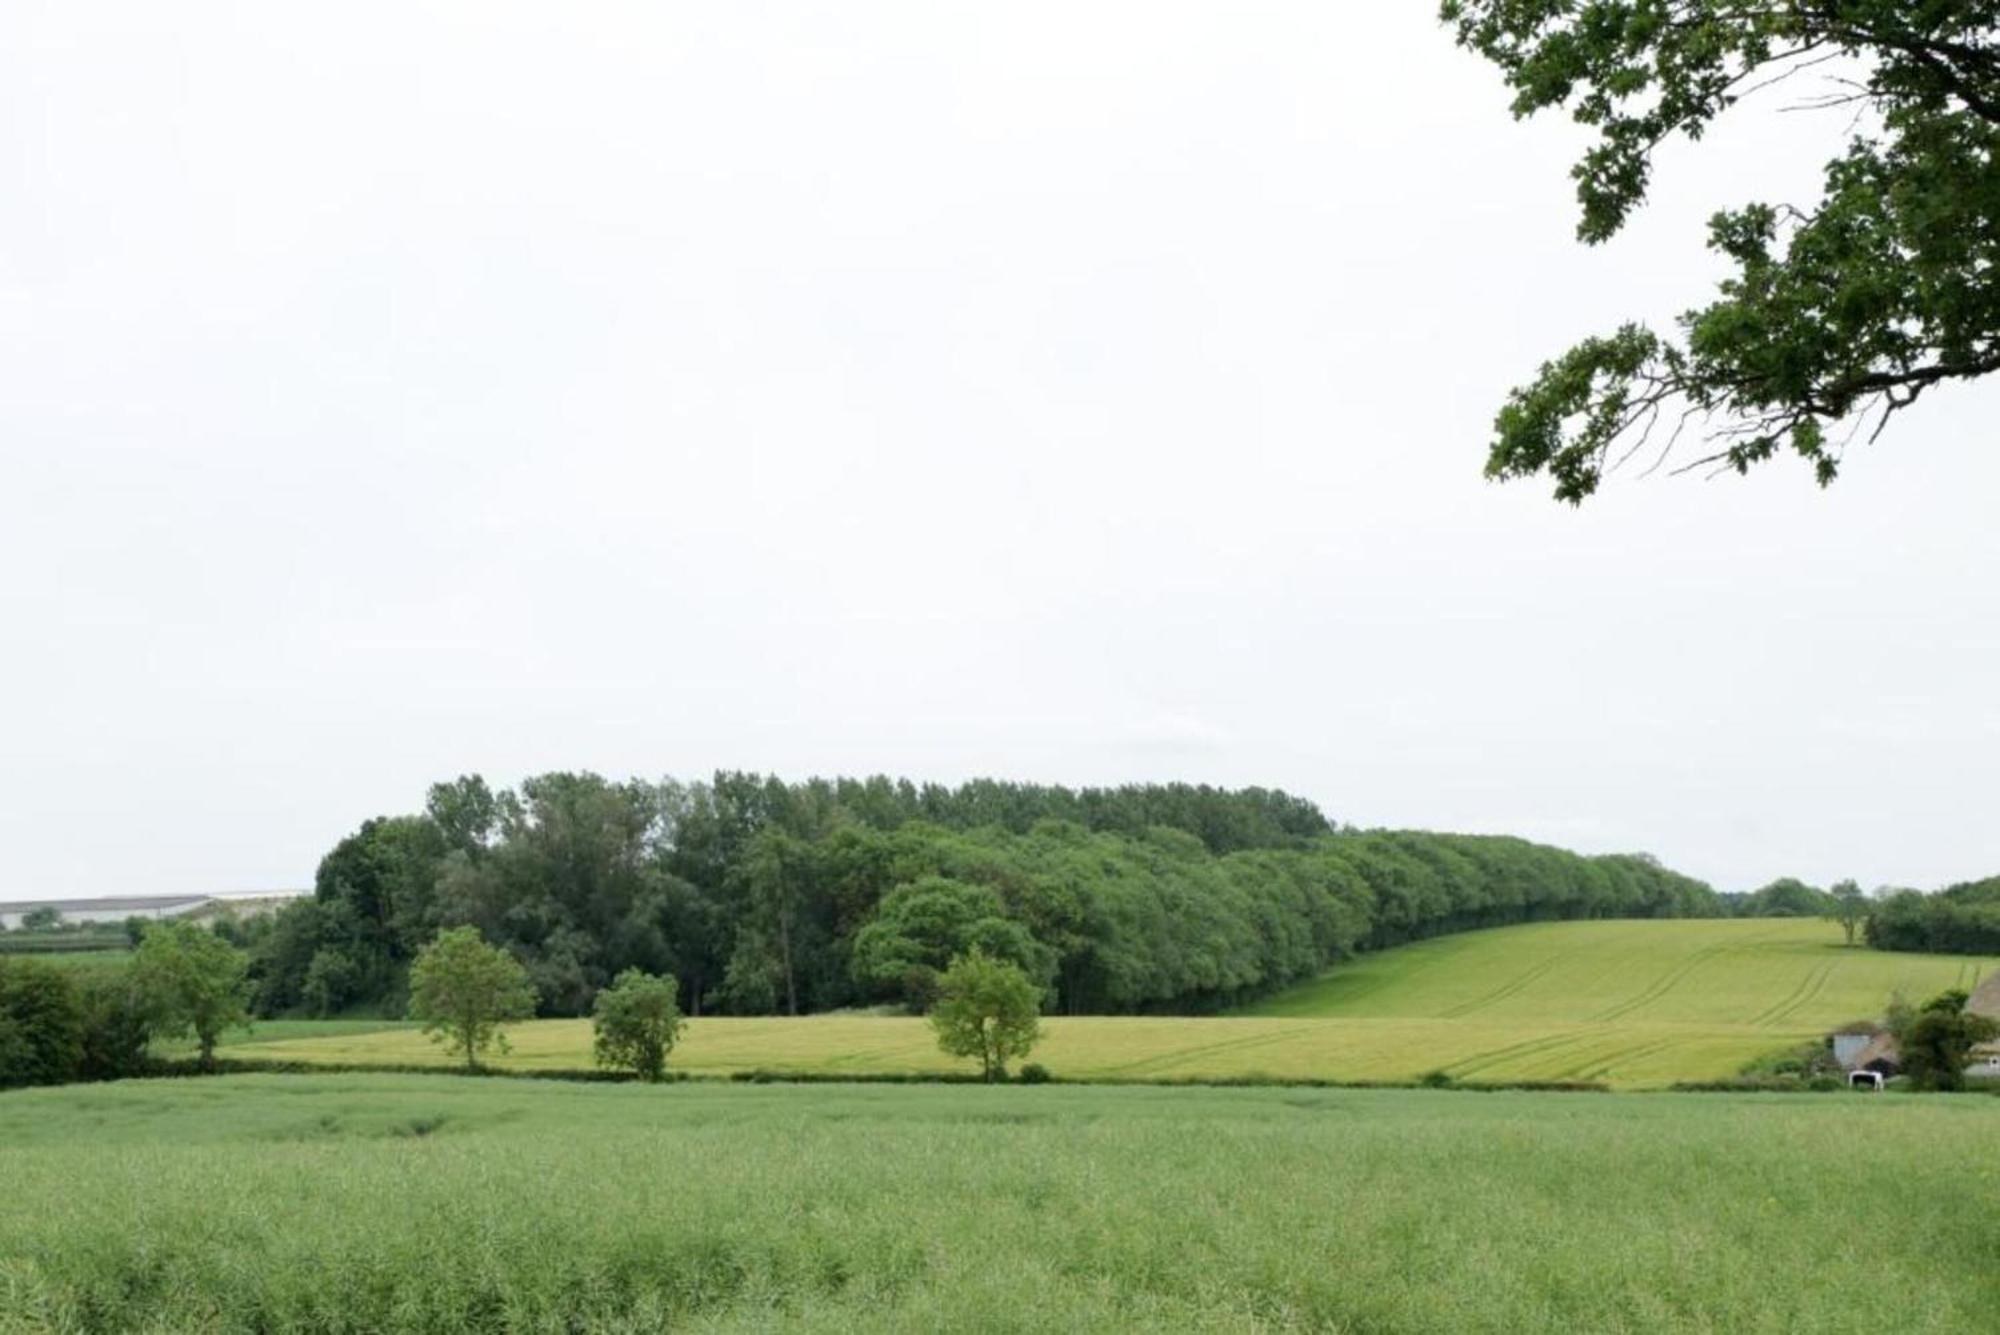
[1717,878,1839,919]
[241,773,1722,1020]
[1867,877,2000,956]
[0,922,250,1088]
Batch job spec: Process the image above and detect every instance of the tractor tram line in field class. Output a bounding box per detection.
[1434,950,1568,1018]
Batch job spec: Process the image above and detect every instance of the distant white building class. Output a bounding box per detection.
[0,895,212,930]
[1831,1033,1876,1069]
[1972,972,2000,1075]
[0,891,305,931]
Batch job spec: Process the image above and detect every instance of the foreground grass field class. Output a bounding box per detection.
[1,1075,1995,1333]
[239,920,1995,1088]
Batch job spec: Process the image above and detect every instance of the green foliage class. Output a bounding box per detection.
[851,875,1056,1009]
[1826,879,1871,945]
[1445,1,2000,499]
[1736,877,1834,919]
[0,958,84,1088]
[1868,880,2000,955]
[929,948,1042,1081]
[1892,988,2000,1091]
[407,927,536,1070]
[0,957,155,1087]
[264,771,1721,1022]
[72,967,155,1081]
[131,921,251,1068]
[1740,1037,1842,1082]
[300,947,361,1018]
[20,906,63,931]
[591,969,685,1081]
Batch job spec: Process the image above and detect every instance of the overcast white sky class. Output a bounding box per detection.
[3,3,1996,899]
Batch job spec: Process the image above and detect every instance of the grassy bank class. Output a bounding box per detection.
[1,1075,1995,1332]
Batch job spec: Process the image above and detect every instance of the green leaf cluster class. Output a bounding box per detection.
[1446,1,2000,497]
[0,955,167,1088]
[1866,877,2000,954]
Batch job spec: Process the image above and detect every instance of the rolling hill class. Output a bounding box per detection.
[1244,917,1993,1024]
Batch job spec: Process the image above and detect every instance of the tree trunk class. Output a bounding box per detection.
[778,913,797,1017]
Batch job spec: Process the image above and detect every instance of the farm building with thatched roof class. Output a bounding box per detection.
[1970,971,2000,1076]
[1970,970,2000,1021]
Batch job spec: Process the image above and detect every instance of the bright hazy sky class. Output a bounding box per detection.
[4,3,1996,898]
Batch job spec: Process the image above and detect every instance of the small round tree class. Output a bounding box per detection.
[1824,880,1870,947]
[131,920,251,1069]
[408,927,536,1070]
[592,969,685,1082]
[929,947,1041,1083]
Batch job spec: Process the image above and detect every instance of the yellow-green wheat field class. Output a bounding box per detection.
[246,919,1996,1088]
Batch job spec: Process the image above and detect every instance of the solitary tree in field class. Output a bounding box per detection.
[1825,880,1871,946]
[408,927,536,1070]
[591,969,685,1081]
[1445,2,2000,501]
[1893,989,2000,1091]
[929,948,1041,1083]
[131,921,251,1069]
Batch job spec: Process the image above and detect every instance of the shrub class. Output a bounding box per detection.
[1017,1062,1052,1084]
[1894,990,2000,1092]
[0,958,84,1088]
[74,969,154,1081]
[1741,1039,1840,1081]
[591,969,685,1081]
[301,948,362,1018]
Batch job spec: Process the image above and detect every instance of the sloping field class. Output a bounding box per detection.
[243,920,1996,1088]
[1245,918,1994,1024]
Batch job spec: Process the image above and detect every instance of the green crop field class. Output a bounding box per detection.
[1244,918,1993,1023]
[236,920,1996,1088]
[1,1075,1995,1333]
[1,948,132,970]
